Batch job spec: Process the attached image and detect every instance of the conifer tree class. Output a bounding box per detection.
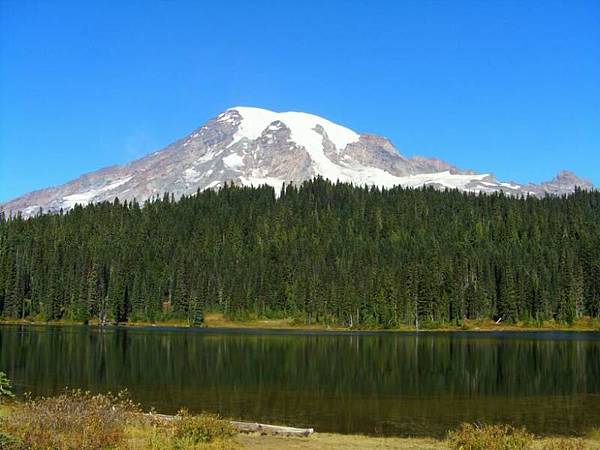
[0,180,598,327]
[188,293,204,327]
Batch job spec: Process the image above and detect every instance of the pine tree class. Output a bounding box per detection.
[497,268,518,323]
[188,293,204,327]
[0,180,599,328]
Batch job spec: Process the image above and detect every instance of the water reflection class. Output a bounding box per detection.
[1,325,599,436]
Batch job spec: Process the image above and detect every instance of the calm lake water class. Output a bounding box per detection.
[0,325,599,437]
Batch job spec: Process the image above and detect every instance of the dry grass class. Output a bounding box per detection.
[237,433,600,450]
[0,394,240,450]
[537,437,586,450]
[203,314,600,332]
[3,314,599,331]
[236,432,443,450]
[458,317,600,332]
[1,391,599,450]
[1,390,141,450]
[204,313,600,332]
[202,313,339,330]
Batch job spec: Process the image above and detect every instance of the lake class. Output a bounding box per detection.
[0,325,599,437]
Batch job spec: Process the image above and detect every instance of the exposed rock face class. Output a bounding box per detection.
[0,107,594,217]
[525,171,594,197]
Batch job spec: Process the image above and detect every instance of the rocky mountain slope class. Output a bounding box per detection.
[1,106,594,217]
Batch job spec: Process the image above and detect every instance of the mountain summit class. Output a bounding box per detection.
[1,106,594,217]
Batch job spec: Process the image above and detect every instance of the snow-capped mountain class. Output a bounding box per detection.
[1,106,594,217]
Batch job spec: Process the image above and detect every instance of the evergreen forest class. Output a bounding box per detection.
[1,179,599,328]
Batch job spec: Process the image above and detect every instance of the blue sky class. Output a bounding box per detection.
[1,0,598,202]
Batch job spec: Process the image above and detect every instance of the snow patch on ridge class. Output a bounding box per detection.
[243,167,492,195]
[225,106,360,151]
[223,153,244,170]
[240,175,286,194]
[220,107,495,193]
[224,106,361,182]
[395,171,490,190]
[22,205,41,216]
[61,176,133,208]
[184,167,201,183]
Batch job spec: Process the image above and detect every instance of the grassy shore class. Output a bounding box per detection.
[236,432,600,450]
[203,313,600,332]
[2,399,600,450]
[237,433,443,449]
[2,313,599,332]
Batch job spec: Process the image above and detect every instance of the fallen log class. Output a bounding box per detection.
[146,413,314,437]
[231,421,314,437]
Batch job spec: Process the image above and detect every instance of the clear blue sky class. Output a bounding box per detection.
[1,0,598,202]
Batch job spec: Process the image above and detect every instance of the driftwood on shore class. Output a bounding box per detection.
[148,413,314,437]
[231,420,314,437]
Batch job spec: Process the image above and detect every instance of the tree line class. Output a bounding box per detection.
[1,178,599,327]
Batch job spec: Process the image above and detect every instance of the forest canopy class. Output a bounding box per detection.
[1,178,599,328]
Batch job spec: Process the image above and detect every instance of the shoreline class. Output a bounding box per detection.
[2,404,599,449]
[237,432,600,450]
[1,313,599,333]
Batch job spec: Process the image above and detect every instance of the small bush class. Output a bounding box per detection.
[0,372,15,402]
[145,430,237,450]
[587,428,600,441]
[1,389,141,450]
[0,431,21,449]
[128,411,238,450]
[447,423,534,450]
[174,410,237,444]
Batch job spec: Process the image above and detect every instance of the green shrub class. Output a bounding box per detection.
[1,389,141,450]
[0,430,21,449]
[174,410,237,444]
[447,423,534,450]
[188,297,204,327]
[587,428,600,441]
[0,372,14,402]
